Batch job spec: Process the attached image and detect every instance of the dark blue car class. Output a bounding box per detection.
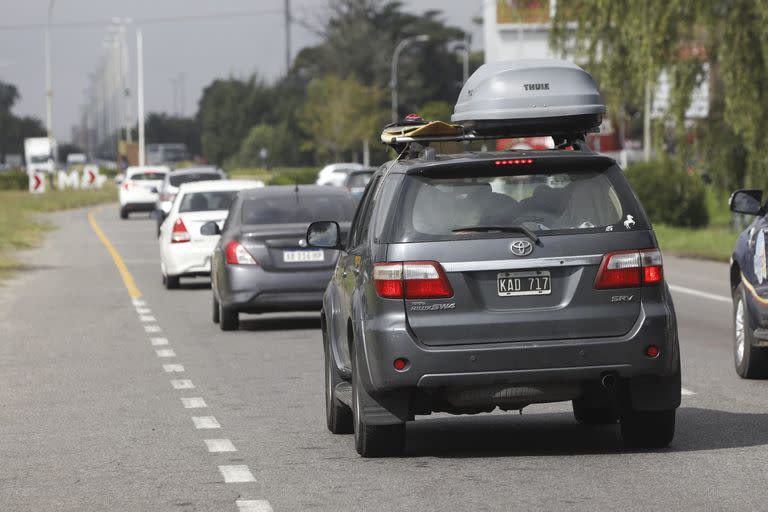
[729,189,768,378]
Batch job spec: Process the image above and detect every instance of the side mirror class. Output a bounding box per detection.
[307,221,342,249]
[200,221,221,236]
[730,189,764,215]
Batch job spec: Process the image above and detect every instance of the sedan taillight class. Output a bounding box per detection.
[171,218,191,244]
[594,249,663,289]
[373,261,453,299]
[225,240,258,265]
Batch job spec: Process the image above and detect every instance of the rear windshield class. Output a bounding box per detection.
[179,191,237,213]
[241,195,354,224]
[169,173,221,187]
[391,166,643,242]
[131,171,166,181]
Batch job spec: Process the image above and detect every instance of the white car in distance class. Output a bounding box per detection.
[159,179,264,289]
[315,162,364,187]
[119,166,170,219]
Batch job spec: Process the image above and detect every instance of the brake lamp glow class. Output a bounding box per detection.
[225,240,257,265]
[373,261,453,299]
[594,249,663,289]
[121,180,133,191]
[170,218,191,244]
[494,158,534,166]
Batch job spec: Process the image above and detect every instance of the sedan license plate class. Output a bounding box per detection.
[283,249,324,263]
[497,270,551,296]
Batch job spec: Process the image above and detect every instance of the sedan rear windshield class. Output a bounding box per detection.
[179,191,237,213]
[169,173,221,187]
[241,195,354,224]
[391,166,644,242]
[131,172,166,181]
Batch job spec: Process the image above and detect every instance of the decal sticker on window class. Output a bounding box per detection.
[754,230,767,284]
[623,215,635,230]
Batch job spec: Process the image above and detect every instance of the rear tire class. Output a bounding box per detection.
[572,399,618,425]
[119,208,128,220]
[212,295,220,324]
[733,284,768,378]
[352,346,404,457]
[165,275,180,290]
[620,409,675,449]
[325,331,352,434]
[219,302,239,331]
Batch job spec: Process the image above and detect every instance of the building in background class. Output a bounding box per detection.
[483,0,557,63]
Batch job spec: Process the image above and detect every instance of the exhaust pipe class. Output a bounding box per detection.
[600,373,617,389]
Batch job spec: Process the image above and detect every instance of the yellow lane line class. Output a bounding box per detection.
[87,207,143,299]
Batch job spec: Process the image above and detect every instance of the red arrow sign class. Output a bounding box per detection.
[87,169,96,185]
[33,174,42,191]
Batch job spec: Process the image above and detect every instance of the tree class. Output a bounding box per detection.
[197,77,276,165]
[0,80,45,163]
[298,75,386,162]
[228,122,301,168]
[550,1,768,188]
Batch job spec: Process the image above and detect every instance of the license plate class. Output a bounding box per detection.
[283,249,324,263]
[497,270,551,296]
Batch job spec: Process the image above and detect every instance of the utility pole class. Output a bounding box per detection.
[284,0,291,74]
[137,29,146,166]
[44,0,56,142]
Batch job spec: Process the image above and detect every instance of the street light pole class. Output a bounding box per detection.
[44,0,56,141]
[137,29,146,166]
[390,34,430,123]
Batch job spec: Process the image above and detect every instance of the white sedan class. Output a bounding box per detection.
[118,166,170,219]
[315,162,364,187]
[159,179,264,289]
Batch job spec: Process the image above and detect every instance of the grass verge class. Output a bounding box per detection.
[0,186,117,279]
[654,224,738,262]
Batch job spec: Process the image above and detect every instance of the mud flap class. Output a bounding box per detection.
[626,369,681,411]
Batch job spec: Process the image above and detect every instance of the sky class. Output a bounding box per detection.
[0,0,484,142]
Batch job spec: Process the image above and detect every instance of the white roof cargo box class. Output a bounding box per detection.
[452,59,605,138]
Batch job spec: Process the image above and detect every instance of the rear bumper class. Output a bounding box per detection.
[121,202,156,213]
[218,264,332,313]
[162,241,215,277]
[358,299,680,409]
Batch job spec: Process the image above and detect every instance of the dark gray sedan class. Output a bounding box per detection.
[205,185,354,330]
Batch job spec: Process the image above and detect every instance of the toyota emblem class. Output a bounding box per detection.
[510,240,533,256]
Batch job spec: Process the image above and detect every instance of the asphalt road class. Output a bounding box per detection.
[2,205,767,511]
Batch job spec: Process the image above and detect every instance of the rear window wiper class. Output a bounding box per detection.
[451,225,539,244]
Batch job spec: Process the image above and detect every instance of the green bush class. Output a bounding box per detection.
[0,171,29,191]
[269,167,318,186]
[624,160,709,228]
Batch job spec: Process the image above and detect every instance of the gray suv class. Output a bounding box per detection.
[307,150,681,457]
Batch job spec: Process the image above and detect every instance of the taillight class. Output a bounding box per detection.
[225,240,257,265]
[594,249,663,289]
[373,261,453,299]
[171,218,191,244]
[160,192,176,202]
[121,180,133,190]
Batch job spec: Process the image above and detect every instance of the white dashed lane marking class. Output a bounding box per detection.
[192,416,221,429]
[171,379,194,389]
[132,298,146,306]
[219,465,255,483]
[140,315,157,322]
[150,337,169,346]
[135,307,151,314]
[681,387,696,396]
[236,500,273,512]
[163,364,184,373]
[205,439,237,452]
[144,325,161,333]
[181,397,207,408]
[155,348,176,358]
[669,284,731,304]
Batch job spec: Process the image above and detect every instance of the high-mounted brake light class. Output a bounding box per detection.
[171,218,191,244]
[594,249,663,289]
[494,158,534,166]
[373,261,453,299]
[225,240,257,265]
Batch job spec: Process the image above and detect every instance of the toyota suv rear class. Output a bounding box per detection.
[307,59,680,457]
